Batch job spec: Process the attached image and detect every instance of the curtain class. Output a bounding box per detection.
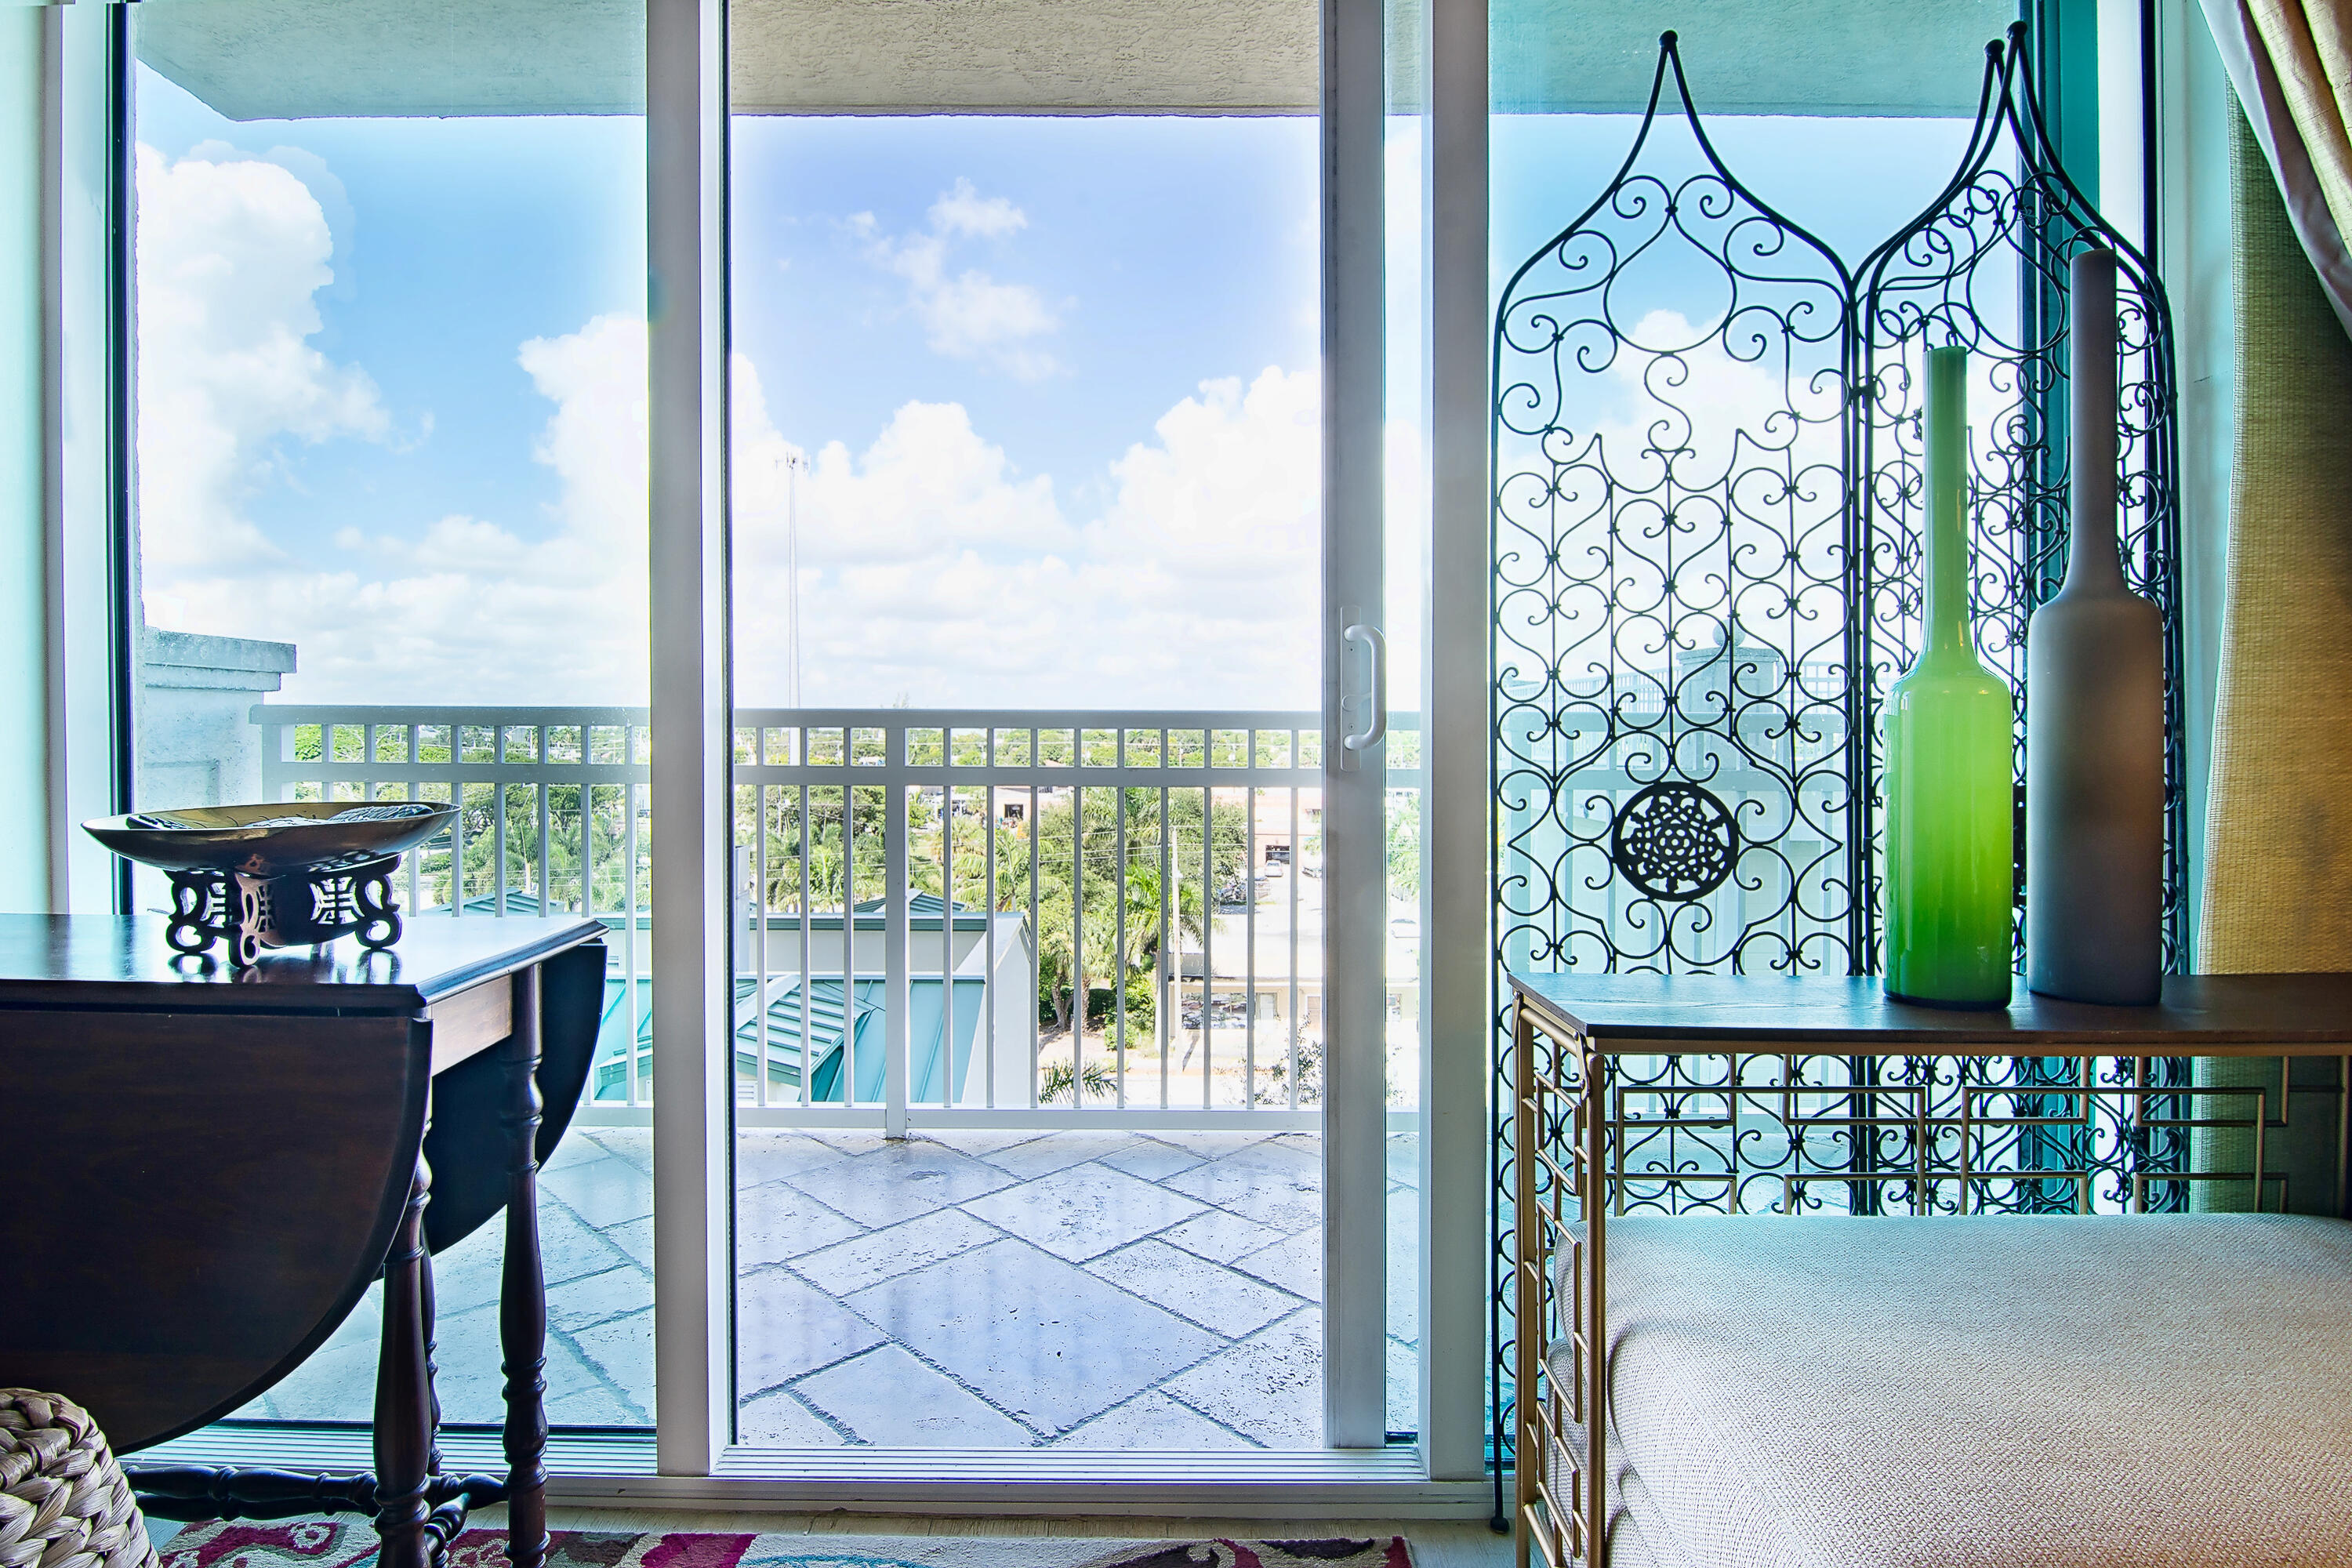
[2189,106,2352,1211]
[2201,0,2352,334]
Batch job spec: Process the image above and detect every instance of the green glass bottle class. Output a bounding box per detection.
[1883,346,2014,1007]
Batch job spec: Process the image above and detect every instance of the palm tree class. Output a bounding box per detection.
[1025,788,1240,1033]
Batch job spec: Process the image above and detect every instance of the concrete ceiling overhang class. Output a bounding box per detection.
[132,0,2016,122]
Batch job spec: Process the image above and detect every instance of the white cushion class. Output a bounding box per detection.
[1546,1214,2352,1566]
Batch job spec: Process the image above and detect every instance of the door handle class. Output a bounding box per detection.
[1342,621,1387,759]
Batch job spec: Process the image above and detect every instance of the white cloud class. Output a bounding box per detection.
[152,313,651,703]
[862,182,1063,381]
[1089,367,1319,588]
[133,132,1323,712]
[135,143,390,579]
[728,365,1323,711]
[157,342,1323,709]
[928,176,1025,239]
[1504,306,2024,677]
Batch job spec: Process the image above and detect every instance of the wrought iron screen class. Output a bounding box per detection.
[1487,25,2186,1487]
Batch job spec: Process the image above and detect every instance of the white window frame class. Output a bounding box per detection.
[64,0,1501,1513]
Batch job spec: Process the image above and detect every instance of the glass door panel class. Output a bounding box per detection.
[127,0,651,1430]
[722,0,1394,1452]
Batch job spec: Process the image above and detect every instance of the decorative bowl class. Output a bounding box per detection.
[82,800,456,879]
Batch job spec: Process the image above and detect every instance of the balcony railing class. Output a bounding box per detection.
[253,706,1424,1128]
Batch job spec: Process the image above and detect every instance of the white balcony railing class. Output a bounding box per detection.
[253,706,1424,1129]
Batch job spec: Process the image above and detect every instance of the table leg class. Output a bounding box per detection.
[423,1221,444,1480]
[500,966,550,1568]
[375,1134,435,1568]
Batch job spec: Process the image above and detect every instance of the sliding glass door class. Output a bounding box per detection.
[108,0,1459,1478]
[718,0,1402,1453]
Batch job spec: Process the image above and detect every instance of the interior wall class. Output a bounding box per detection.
[0,5,49,913]
[2201,103,2352,972]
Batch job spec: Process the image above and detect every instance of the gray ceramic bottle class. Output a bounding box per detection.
[2025,248,2165,1004]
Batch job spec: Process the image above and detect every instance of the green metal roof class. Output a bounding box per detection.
[593,971,989,1105]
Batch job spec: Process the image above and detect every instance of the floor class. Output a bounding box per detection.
[241,1126,1421,1449]
[550,1508,1512,1566]
[152,1507,1512,1568]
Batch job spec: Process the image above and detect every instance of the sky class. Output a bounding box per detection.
[129,38,1989,716]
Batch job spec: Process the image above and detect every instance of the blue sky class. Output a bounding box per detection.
[731,114,1319,510]
[129,40,1992,713]
[134,67,646,554]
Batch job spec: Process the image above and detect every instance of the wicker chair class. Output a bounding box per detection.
[0,1392,159,1568]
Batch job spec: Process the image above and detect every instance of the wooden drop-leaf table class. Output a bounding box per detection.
[0,913,608,1568]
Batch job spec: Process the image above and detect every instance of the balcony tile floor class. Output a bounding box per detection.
[237,1127,1421,1449]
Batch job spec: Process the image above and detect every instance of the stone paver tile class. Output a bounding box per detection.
[806,1131,892,1158]
[782,1141,1013,1228]
[544,1127,614,1173]
[568,1308,655,1414]
[254,1337,376,1424]
[738,1386,849,1446]
[919,1131,1040,1157]
[1142,1131,1282,1160]
[322,1282,384,1346]
[545,1156,655,1229]
[976,1133,1143,1181]
[427,1233,509,1316]
[1163,1309,1323,1448]
[1088,1239,1302,1337]
[547,1374,646,1428]
[1387,1188,1419,1341]
[261,1288,376,1420]
[1160,1209,1287,1265]
[736,1131,874,1188]
[582,1127,653,1173]
[1218,1134,1325,1178]
[539,1200,636,1287]
[735,1182,864,1268]
[548,1262,654,1334]
[1160,1147,1322,1232]
[960,1163,1205,1262]
[1048,1392,1258,1450]
[434,1315,560,1424]
[1386,1133,1420,1188]
[847,1238,1221,1434]
[1229,1229,1322,1303]
[796,1345,1037,1446]
[790,1208,996,1297]
[606,1215,654,1271]
[1386,1336,1417,1436]
[264,1303,619,1427]
[736,1269,887,1394]
[1098,1139,1209,1182]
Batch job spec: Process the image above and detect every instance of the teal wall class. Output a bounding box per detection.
[0,6,49,913]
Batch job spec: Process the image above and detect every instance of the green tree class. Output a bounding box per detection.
[728,782,1251,1057]
[1025,788,1247,1034]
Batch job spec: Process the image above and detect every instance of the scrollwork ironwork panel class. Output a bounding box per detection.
[1855,34,2187,973]
[1488,24,2186,1498]
[1494,41,1857,985]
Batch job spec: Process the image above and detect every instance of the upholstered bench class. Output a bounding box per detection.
[1548,1214,2352,1567]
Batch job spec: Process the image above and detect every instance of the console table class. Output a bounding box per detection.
[0,913,606,1568]
[1508,971,2352,1568]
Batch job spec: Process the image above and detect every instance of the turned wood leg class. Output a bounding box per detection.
[500,966,550,1568]
[423,1218,444,1482]
[375,1130,435,1568]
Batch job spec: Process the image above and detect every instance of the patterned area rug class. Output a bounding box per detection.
[158,1519,1413,1568]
